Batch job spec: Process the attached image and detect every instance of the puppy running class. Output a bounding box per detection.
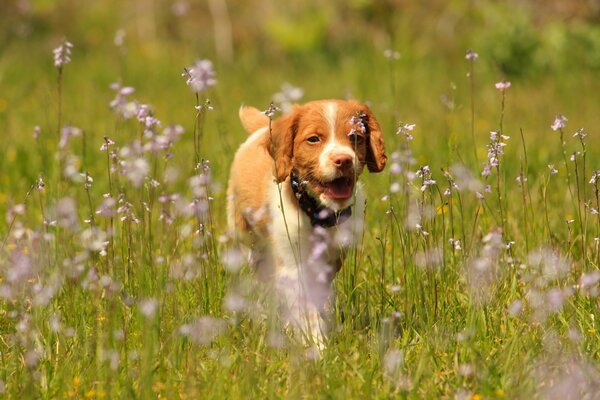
[227,99,386,348]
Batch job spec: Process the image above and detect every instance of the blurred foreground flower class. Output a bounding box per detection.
[179,316,226,345]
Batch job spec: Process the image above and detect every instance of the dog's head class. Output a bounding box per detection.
[266,100,386,210]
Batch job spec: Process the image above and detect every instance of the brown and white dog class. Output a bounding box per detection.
[227,99,386,348]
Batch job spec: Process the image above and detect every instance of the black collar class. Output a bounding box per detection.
[290,171,352,228]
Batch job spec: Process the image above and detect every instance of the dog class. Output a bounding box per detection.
[227,99,386,348]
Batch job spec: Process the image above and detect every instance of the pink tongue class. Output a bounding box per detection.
[327,179,353,199]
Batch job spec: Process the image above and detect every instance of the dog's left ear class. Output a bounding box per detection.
[362,106,387,173]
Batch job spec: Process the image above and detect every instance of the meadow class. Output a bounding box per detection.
[1,0,600,398]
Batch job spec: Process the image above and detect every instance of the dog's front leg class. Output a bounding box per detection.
[275,263,332,350]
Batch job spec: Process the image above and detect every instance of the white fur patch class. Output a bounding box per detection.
[319,103,357,187]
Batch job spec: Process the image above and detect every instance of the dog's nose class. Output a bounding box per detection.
[332,154,353,169]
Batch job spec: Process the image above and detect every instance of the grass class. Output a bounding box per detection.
[1,1,600,398]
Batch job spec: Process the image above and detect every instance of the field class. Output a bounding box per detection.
[1,0,600,398]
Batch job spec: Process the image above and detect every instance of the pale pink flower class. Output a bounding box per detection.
[495,81,511,90]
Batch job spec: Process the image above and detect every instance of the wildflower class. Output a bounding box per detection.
[349,111,367,137]
[33,125,40,140]
[383,348,404,376]
[526,247,570,285]
[59,125,82,149]
[182,59,217,93]
[449,238,462,250]
[163,124,185,143]
[495,80,511,90]
[172,1,190,16]
[179,316,226,345]
[80,227,108,253]
[548,164,558,174]
[466,229,504,304]
[570,152,580,162]
[482,130,509,176]
[100,136,115,151]
[580,271,600,290]
[272,82,304,113]
[415,248,442,269]
[390,162,401,175]
[416,165,436,192]
[465,49,479,61]
[124,158,149,188]
[195,98,214,112]
[262,101,280,119]
[222,247,244,273]
[95,196,116,218]
[590,171,600,185]
[507,299,522,316]
[550,114,567,131]
[114,29,126,48]
[450,164,482,192]
[516,175,527,184]
[116,197,140,223]
[396,122,415,141]
[572,128,586,139]
[37,177,45,191]
[6,204,25,223]
[53,39,73,68]
[139,298,159,318]
[55,197,79,231]
[384,49,401,60]
[223,290,247,313]
[81,173,93,190]
[109,83,137,119]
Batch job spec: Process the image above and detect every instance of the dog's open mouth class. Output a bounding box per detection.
[322,177,354,200]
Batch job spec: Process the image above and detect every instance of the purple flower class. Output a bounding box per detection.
[109,82,138,119]
[53,39,73,68]
[182,59,217,93]
[495,81,511,90]
[349,112,367,136]
[272,82,304,113]
[179,316,226,345]
[551,114,567,131]
[396,122,415,141]
[59,125,82,149]
[482,130,509,176]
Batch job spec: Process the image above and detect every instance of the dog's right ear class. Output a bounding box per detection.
[239,105,270,134]
[265,106,300,183]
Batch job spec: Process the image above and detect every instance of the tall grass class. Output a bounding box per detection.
[1,10,600,400]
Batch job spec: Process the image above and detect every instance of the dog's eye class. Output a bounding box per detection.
[307,136,321,143]
[348,133,364,145]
